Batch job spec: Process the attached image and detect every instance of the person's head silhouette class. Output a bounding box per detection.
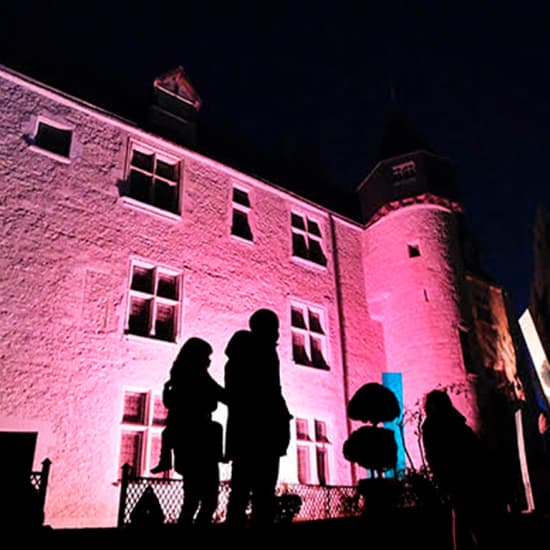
[249,309,279,345]
[173,337,213,372]
[424,389,452,416]
[423,389,465,426]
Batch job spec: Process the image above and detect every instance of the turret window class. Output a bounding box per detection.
[408,244,421,257]
[392,160,416,183]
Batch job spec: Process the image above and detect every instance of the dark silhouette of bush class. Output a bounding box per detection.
[343,426,398,471]
[343,383,402,515]
[347,383,400,425]
[344,383,400,476]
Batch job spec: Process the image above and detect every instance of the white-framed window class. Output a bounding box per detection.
[231,185,253,241]
[392,160,416,182]
[118,389,169,477]
[125,142,181,214]
[125,261,182,343]
[295,418,330,485]
[291,301,329,370]
[291,212,327,267]
[29,117,73,160]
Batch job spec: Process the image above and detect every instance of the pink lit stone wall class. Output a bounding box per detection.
[0,66,481,527]
[362,205,479,468]
[0,68,363,527]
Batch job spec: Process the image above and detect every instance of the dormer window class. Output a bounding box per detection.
[392,161,416,182]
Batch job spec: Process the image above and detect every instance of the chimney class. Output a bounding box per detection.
[148,66,201,148]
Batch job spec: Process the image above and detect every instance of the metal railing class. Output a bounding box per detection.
[30,458,51,523]
[117,463,364,527]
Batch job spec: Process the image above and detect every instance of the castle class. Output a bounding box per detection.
[0,65,528,527]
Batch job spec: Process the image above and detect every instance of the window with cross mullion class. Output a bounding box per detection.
[291,212,327,267]
[127,262,181,342]
[291,302,329,370]
[127,145,181,214]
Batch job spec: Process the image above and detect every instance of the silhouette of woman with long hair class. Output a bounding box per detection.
[158,337,226,526]
[421,389,508,548]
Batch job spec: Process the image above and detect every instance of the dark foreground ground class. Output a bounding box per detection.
[15,510,550,548]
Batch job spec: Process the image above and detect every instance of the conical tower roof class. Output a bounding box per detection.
[376,110,433,162]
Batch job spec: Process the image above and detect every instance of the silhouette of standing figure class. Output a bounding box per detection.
[158,337,226,526]
[421,390,509,549]
[224,309,292,527]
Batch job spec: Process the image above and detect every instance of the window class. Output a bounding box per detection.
[33,120,72,158]
[295,418,330,485]
[459,327,476,374]
[119,390,168,477]
[392,160,416,182]
[126,262,181,342]
[296,418,311,441]
[291,302,329,369]
[126,144,181,214]
[291,213,327,266]
[408,244,421,258]
[297,446,311,484]
[231,186,253,241]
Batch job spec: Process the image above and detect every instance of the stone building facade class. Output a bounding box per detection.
[0,65,515,527]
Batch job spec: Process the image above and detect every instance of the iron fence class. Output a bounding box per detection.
[30,458,51,514]
[117,463,364,526]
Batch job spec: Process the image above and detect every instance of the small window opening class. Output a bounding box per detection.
[408,244,421,258]
[34,122,72,157]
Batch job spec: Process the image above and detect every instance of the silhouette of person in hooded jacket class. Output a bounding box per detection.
[224,309,292,527]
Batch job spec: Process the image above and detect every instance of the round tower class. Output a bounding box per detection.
[358,114,480,470]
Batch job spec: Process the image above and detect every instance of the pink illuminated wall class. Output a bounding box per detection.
[0,65,482,527]
[362,204,479,467]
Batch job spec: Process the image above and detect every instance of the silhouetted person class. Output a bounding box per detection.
[156,337,226,526]
[224,309,292,527]
[421,390,509,549]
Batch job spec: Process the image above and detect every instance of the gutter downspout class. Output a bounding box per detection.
[329,213,355,485]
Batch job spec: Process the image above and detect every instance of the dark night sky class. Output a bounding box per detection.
[2,1,550,316]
